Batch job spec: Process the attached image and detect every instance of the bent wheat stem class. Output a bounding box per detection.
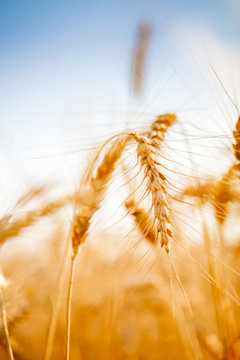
[65,136,127,359]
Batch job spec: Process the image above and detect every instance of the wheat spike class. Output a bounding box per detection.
[0,195,75,246]
[212,115,240,224]
[147,113,177,146]
[130,134,172,253]
[71,136,127,259]
[126,114,177,253]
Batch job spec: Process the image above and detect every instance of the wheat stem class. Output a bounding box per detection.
[44,233,71,360]
[65,255,76,360]
[0,286,14,360]
[199,206,227,348]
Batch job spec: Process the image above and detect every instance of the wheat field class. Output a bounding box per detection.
[1,107,240,359]
[1,2,240,360]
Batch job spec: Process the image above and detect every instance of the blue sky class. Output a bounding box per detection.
[0,0,240,206]
[1,0,239,115]
[0,1,239,109]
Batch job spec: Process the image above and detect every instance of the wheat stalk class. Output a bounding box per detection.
[132,23,152,96]
[65,136,127,360]
[0,274,14,360]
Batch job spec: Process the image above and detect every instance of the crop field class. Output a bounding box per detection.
[1,1,240,359]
